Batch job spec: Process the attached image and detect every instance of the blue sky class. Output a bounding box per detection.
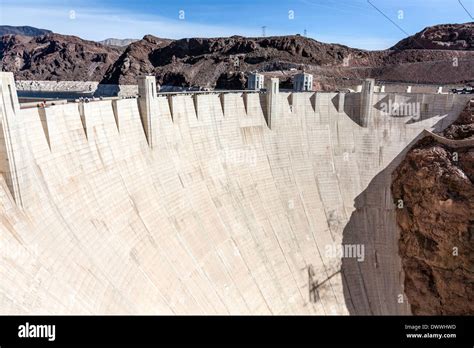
[0,0,472,50]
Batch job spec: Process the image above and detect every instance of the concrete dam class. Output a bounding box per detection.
[0,72,470,315]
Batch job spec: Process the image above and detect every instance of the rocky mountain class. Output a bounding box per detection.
[0,33,121,81]
[99,38,138,47]
[101,35,173,85]
[100,28,474,89]
[1,22,473,89]
[391,22,473,51]
[0,25,52,37]
[101,34,369,87]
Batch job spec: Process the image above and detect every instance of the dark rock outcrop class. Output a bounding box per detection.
[391,22,474,51]
[99,35,171,84]
[391,101,474,315]
[0,33,121,81]
[442,102,474,140]
[101,34,363,87]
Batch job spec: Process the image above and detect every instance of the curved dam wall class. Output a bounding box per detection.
[0,72,469,314]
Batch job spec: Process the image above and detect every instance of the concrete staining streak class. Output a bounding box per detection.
[0,72,470,314]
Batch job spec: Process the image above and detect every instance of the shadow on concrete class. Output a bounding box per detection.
[430,99,470,133]
[341,133,427,315]
[330,94,340,113]
[258,93,268,122]
[310,93,316,113]
[373,94,469,126]
[331,93,362,127]
[94,84,120,98]
[341,99,471,314]
[286,94,293,110]
[344,93,360,123]
[373,95,420,124]
[305,263,341,307]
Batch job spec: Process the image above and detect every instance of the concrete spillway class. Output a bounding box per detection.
[0,72,469,314]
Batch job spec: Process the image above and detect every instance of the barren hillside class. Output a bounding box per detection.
[1,22,473,89]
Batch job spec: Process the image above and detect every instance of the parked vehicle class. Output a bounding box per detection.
[451,87,474,94]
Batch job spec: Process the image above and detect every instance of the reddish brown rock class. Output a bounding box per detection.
[0,33,121,81]
[391,22,474,51]
[101,30,474,88]
[442,101,474,140]
[391,101,474,315]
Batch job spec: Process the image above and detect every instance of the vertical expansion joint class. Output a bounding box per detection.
[137,75,157,147]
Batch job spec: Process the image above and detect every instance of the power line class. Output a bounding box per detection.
[367,0,428,50]
[458,0,473,19]
[367,0,410,37]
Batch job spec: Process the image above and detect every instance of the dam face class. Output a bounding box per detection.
[0,72,469,314]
